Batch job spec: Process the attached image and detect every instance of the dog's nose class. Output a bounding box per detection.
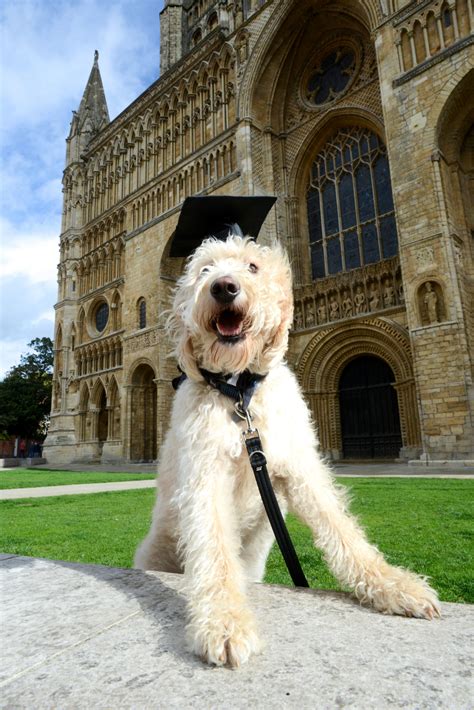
[210,276,241,304]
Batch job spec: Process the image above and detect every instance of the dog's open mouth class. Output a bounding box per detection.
[211,309,245,343]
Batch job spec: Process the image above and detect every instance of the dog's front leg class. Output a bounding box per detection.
[178,453,262,667]
[281,436,440,618]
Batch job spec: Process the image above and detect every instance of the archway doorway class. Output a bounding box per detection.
[339,355,402,459]
[130,364,157,462]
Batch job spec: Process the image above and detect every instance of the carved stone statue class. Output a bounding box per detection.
[342,291,353,318]
[424,281,438,324]
[354,286,366,314]
[369,285,380,312]
[329,295,340,321]
[306,302,315,327]
[294,308,303,330]
[383,281,395,307]
[317,299,327,324]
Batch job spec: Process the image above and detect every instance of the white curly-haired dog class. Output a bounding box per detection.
[135,235,440,668]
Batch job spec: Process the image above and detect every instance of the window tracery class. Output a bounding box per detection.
[305,48,356,106]
[307,126,398,280]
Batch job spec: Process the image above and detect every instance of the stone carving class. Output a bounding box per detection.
[317,299,327,324]
[292,258,404,331]
[354,285,366,314]
[424,282,438,324]
[418,281,445,326]
[383,280,395,308]
[294,307,303,330]
[329,295,340,321]
[415,245,435,271]
[369,284,380,312]
[235,30,249,65]
[306,302,316,327]
[342,292,353,318]
[127,328,161,353]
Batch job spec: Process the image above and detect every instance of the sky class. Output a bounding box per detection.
[0,0,165,377]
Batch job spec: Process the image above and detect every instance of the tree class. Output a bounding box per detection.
[0,337,54,440]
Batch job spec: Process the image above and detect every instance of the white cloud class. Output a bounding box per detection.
[0,217,59,283]
[0,0,163,377]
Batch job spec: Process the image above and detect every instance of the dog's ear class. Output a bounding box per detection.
[167,301,201,382]
[178,333,201,381]
[262,296,293,368]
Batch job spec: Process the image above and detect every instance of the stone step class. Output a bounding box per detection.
[1,555,472,708]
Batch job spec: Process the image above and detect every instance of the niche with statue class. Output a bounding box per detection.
[417,281,446,326]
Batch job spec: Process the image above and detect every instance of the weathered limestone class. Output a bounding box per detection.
[1,555,473,708]
[44,0,474,466]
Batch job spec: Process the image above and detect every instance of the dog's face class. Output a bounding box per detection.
[169,236,293,378]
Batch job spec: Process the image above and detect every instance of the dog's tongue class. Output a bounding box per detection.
[217,310,243,337]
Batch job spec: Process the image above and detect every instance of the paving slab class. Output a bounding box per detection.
[0,555,472,709]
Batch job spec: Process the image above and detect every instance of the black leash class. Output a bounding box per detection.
[173,368,309,588]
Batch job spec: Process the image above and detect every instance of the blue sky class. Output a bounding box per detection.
[0,0,165,377]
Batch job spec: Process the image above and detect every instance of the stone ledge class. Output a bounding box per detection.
[1,555,472,709]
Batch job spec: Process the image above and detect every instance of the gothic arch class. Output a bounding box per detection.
[90,377,107,408]
[238,0,381,120]
[438,68,474,155]
[128,358,156,385]
[128,360,157,462]
[289,109,387,196]
[296,318,421,457]
[289,113,390,284]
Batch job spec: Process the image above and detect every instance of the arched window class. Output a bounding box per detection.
[307,126,398,280]
[138,298,147,329]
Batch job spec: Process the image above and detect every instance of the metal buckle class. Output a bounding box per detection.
[234,397,255,434]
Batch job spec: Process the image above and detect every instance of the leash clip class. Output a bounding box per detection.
[234,397,255,434]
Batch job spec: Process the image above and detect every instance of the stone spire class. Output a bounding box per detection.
[66,50,110,163]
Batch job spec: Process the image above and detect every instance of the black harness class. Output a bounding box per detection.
[173,368,309,588]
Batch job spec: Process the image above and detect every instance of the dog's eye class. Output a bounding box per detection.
[200,266,211,276]
[248,263,259,273]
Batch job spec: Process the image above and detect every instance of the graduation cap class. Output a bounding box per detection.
[169,195,277,257]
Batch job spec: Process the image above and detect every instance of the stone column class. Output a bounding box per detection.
[285,197,306,286]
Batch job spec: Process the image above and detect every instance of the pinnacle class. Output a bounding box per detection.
[73,50,110,140]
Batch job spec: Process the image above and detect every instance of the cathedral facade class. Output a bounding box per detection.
[43,0,474,465]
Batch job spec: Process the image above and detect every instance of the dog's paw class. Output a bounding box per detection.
[190,611,263,668]
[358,565,441,620]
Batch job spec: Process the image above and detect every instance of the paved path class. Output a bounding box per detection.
[1,555,472,708]
[0,463,472,500]
[0,479,157,500]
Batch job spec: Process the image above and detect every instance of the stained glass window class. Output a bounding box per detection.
[306,126,398,280]
[306,48,356,106]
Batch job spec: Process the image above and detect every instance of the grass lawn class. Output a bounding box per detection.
[1,477,472,603]
[0,469,156,489]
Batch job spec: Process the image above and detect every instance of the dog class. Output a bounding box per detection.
[134,235,440,668]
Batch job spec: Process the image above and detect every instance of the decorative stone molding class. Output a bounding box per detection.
[125,328,162,353]
[415,245,436,271]
[292,256,403,331]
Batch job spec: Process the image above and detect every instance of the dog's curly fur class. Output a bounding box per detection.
[134,235,440,668]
